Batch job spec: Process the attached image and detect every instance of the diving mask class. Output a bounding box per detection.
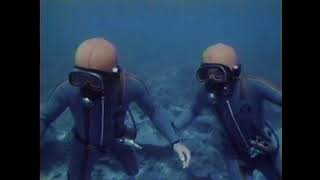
[68,66,120,91]
[196,63,241,84]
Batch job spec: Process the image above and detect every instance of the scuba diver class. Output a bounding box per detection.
[173,43,282,180]
[40,38,191,180]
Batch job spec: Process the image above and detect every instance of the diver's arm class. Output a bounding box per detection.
[133,85,180,144]
[132,81,191,168]
[252,78,282,106]
[173,88,210,130]
[40,82,70,136]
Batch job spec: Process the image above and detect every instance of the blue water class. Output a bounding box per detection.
[40,0,281,179]
[40,0,281,99]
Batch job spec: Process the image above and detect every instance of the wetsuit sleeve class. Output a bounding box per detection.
[131,82,179,144]
[173,88,210,130]
[40,82,70,131]
[253,78,282,106]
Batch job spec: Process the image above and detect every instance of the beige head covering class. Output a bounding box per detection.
[75,38,118,72]
[202,43,239,69]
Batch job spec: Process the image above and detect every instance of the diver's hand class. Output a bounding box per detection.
[250,138,276,153]
[173,142,191,169]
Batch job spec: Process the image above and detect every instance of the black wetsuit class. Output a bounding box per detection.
[175,76,282,180]
[40,75,179,180]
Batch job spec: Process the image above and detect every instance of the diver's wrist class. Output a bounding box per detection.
[171,140,182,147]
[171,121,177,130]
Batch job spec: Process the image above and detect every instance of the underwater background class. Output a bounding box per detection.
[40,0,282,179]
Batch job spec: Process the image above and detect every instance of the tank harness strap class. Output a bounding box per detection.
[239,75,248,101]
[120,71,143,140]
[120,70,127,105]
[126,72,150,96]
[246,75,281,94]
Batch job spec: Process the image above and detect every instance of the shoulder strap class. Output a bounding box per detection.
[239,74,279,101]
[246,75,281,93]
[126,72,150,95]
[120,70,127,105]
[119,70,150,140]
[119,70,150,105]
[239,75,249,101]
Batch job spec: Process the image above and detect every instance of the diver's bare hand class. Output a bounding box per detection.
[173,142,191,169]
[250,138,276,153]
